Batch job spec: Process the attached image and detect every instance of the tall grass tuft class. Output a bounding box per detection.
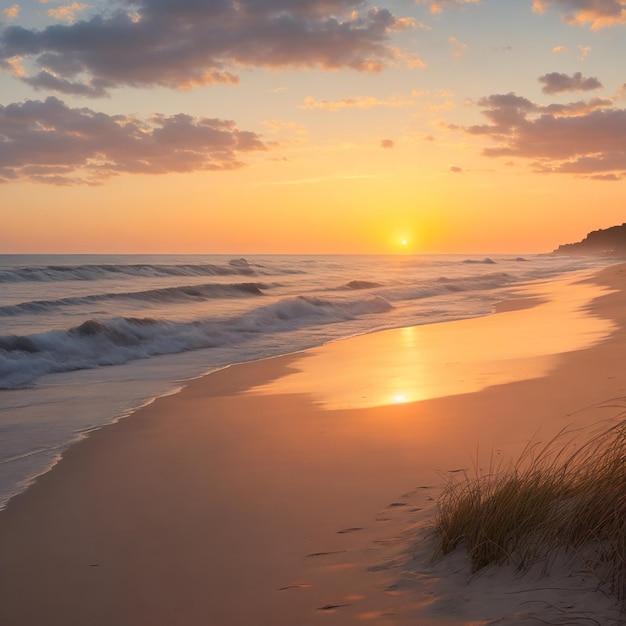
[434,417,626,603]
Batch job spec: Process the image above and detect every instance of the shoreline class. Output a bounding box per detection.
[0,257,615,512]
[0,263,625,624]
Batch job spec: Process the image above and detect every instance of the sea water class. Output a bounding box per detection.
[0,253,613,508]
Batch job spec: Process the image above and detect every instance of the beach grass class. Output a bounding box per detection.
[434,412,626,603]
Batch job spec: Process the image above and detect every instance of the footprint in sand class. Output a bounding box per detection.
[316,604,349,612]
[305,550,347,558]
[277,583,312,591]
[336,527,364,534]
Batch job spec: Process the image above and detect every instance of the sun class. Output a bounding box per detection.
[392,231,412,253]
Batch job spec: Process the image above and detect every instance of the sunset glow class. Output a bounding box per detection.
[2,1,626,253]
[245,274,615,410]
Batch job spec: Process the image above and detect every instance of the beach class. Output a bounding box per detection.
[1,263,625,625]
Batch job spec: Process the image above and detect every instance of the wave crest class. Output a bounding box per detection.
[0,293,393,389]
[0,260,261,283]
[0,282,268,317]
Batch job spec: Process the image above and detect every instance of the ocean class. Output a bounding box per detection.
[0,253,613,509]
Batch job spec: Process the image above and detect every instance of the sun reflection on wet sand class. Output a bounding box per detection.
[246,272,616,410]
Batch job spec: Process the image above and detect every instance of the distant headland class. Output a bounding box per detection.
[554,223,626,257]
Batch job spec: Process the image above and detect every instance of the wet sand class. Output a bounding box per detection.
[0,264,625,625]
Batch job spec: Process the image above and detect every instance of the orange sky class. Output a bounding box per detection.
[2,0,626,254]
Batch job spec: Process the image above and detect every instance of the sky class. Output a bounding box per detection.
[2,0,626,254]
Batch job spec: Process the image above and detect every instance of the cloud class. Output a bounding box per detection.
[21,70,109,97]
[261,119,308,138]
[417,0,481,14]
[3,5,20,20]
[552,45,567,53]
[449,165,462,172]
[542,97,614,116]
[46,2,89,23]
[0,0,410,95]
[2,55,24,76]
[405,54,428,69]
[458,90,626,179]
[388,46,428,69]
[532,0,626,29]
[614,83,626,100]
[449,36,468,57]
[589,173,621,180]
[577,44,591,59]
[380,139,394,148]
[300,94,417,111]
[0,97,267,185]
[539,71,602,94]
[390,16,419,31]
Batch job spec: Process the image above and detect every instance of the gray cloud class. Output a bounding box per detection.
[463,93,538,135]
[0,97,267,185]
[539,71,602,94]
[459,91,626,179]
[0,0,408,95]
[21,71,111,98]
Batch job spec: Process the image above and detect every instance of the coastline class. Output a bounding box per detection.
[4,252,601,513]
[0,263,625,624]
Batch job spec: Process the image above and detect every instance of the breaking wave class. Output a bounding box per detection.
[373,272,514,302]
[0,282,268,317]
[462,258,496,265]
[0,259,274,282]
[0,294,393,389]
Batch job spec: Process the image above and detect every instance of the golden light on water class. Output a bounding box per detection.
[245,275,616,410]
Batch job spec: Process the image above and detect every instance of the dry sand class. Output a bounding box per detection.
[1,264,626,625]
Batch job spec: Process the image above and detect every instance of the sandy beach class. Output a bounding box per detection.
[1,263,626,626]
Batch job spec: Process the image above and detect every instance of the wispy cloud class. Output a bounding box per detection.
[0,97,267,185]
[2,55,24,76]
[262,119,308,138]
[21,71,109,98]
[300,93,419,111]
[417,0,481,15]
[0,0,411,96]
[533,0,626,29]
[449,36,468,57]
[46,2,89,23]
